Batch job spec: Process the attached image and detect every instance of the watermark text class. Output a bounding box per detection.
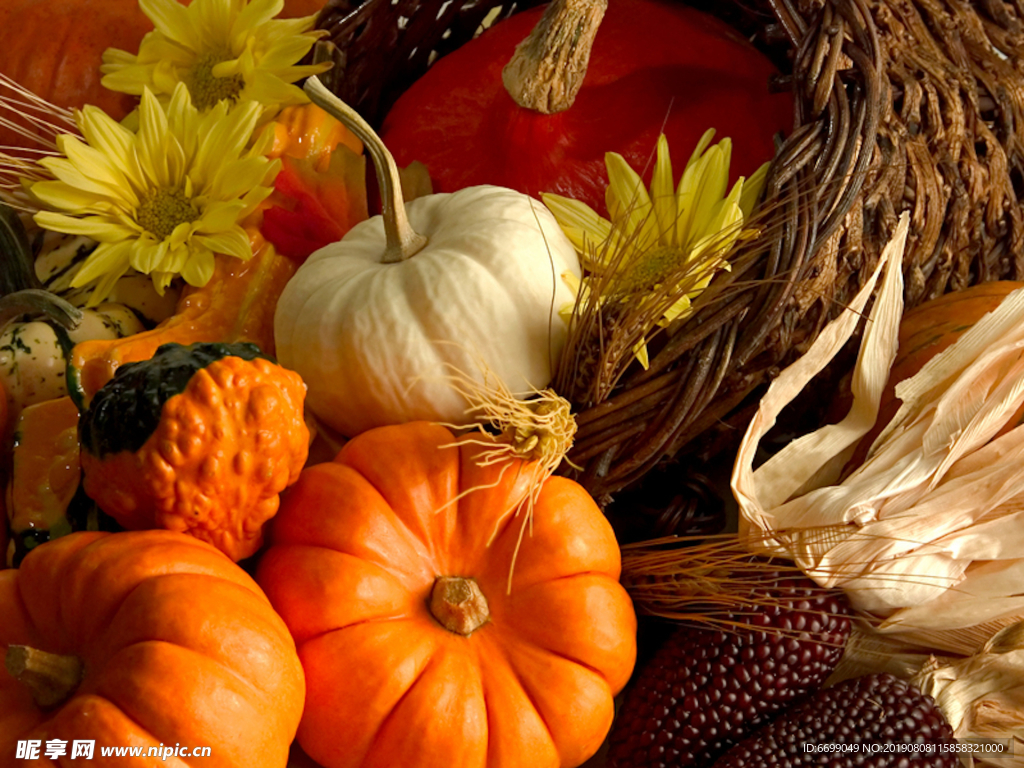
[17,740,212,760]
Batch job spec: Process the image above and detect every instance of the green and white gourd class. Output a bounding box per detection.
[0,206,156,422]
[33,230,180,325]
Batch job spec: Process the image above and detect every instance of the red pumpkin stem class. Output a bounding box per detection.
[303,76,427,264]
[5,644,84,709]
[429,576,491,636]
[501,0,608,114]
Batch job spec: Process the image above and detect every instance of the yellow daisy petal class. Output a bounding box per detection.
[196,200,248,232]
[739,162,770,220]
[194,227,252,260]
[70,240,135,293]
[30,181,125,216]
[605,152,655,243]
[686,128,717,168]
[56,134,133,195]
[688,141,731,245]
[32,83,276,304]
[140,0,199,47]
[650,134,676,247]
[34,211,139,242]
[103,0,330,114]
[632,339,650,370]
[541,193,613,255]
[181,246,217,286]
[234,0,285,37]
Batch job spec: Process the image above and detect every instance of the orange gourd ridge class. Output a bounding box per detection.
[4,397,83,568]
[0,530,305,767]
[256,421,638,768]
[380,0,792,216]
[77,342,309,562]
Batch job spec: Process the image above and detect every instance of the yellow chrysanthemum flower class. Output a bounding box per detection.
[29,83,280,305]
[101,0,331,114]
[543,129,768,368]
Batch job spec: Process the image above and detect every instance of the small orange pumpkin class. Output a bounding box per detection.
[256,421,637,768]
[0,530,305,766]
[77,342,309,562]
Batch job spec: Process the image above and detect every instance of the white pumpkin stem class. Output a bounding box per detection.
[303,76,427,263]
[5,644,84,709]
[502,0,608,114]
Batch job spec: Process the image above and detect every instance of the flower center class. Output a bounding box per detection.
[617,245,688,294]
[136,189,200,241]
[184,51,246,111]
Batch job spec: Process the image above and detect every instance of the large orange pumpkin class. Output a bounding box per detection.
[256,421,637,768]
[0,530,305,768]
[0,0,150,149]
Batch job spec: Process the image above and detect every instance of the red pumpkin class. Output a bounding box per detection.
[380,0,792,216]
[257,421,637,768]
[0,530,305,767]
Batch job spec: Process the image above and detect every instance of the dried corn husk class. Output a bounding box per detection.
[733,212,1024,634]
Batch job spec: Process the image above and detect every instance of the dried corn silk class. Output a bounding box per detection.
[733,212,1024,633]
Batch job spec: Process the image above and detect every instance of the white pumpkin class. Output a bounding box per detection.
[276,183,580,436]
[274,79,581,437]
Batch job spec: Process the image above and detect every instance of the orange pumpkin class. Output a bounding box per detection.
[0,0,151,149]
[256,421,637,768]
[0,530,305,767]
[77,342,310,562]
[0,0,329,150]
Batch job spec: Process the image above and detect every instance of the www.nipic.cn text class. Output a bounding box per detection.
[16,740,213,760]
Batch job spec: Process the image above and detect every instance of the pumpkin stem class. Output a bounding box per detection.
[0,288,83,332]
[501,0,608,114]
[303,76,427,264]
[429,576,490,636]
[5,644,84,709]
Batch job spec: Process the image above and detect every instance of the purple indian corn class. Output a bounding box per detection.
[606,576,851,768]
[711,673,959,767]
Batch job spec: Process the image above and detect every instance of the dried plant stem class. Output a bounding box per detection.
[430,356,578,593]
[501,0,607,114]
[0,74,74,209]
[303,75,426,263]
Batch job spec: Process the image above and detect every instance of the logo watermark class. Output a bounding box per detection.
[16,740,212,761]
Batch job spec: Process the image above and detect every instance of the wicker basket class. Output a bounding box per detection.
[313,0,1024,505]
